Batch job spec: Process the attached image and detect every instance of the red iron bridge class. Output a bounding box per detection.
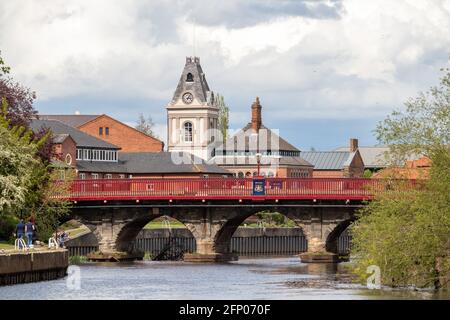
[55,178,415,202]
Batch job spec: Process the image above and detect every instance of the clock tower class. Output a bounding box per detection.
[167,57,219,161]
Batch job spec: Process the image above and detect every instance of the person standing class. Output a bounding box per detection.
[15,220,25,249]
[25,219,35,248]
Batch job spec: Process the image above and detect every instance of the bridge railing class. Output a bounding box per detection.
[49,177,417,201]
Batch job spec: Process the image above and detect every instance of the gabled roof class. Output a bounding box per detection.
[37,115,100,127]
[220,123,300,153]
[31,119,120,150]
[52,134,71,144]
[170,56,213,105]
[300,151,355,170]
[334,146,389,169]
[77,152,231,175]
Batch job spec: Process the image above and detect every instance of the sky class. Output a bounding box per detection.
[1,0,449,150]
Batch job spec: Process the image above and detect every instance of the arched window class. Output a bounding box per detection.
[184,121,193,142]
[238,172,244,178]
[186,73,193,82]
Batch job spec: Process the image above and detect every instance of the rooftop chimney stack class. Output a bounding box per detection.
[350,138,359,152]
[251,97,262,132]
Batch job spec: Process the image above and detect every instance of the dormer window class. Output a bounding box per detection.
[186,73,193,82]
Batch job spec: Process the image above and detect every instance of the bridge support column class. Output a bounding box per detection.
[291,207,352,263]
[77,207,158,262]
[178,207,238,263]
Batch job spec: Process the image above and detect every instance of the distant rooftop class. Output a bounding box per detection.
[334,146,389,169]
[300,151,355,170]
[37,114,100,127]
[77,152,231,175]
[31,119,120,150]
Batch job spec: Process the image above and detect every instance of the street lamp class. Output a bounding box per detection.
[256,153,262,177]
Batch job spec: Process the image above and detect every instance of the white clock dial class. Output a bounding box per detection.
[182,92,193,104]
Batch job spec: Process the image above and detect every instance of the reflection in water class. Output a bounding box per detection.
[0,257,447,300]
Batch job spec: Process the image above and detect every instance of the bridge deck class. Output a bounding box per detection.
[52,178,404,202]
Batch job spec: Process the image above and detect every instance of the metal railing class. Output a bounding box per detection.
[14,238,27,251]
[51,177,416,201]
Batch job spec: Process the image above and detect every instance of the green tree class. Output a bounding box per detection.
[216,93,229,141]
[350,68,450,289]
[0,98,72,241]
[135,113,158,139]
[0,98,44,214]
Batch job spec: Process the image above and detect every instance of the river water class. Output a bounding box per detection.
[0,257,447,300]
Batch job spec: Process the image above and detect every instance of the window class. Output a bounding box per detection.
[105,127,109,135]
[75,148,117,162]
[119,174,125,179]
[184,121,193,142]
[186,73,193,82]
[79,173,86,180]
[128,174,133,179]
[92,173,99,179]
[105,174,112,179]
[99,127,103,135]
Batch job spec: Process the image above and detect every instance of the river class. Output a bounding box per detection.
[0,257,447,300]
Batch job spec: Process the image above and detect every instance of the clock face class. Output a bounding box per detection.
[182,92,194,104]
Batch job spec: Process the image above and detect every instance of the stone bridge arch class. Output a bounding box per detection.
[69,203,361,262]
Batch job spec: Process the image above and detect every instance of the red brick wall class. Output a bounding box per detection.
[343,150,364,177]
[78,115,163,152]
[312,170,344,178]
[52,137,77,167]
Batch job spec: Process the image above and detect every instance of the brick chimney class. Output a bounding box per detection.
[251,97,262,132]
[350,138,359,152]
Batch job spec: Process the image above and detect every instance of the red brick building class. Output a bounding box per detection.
[39,114,164,153]
[31,119,229,179]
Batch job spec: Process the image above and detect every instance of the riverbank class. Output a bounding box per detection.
[0,249,68,286]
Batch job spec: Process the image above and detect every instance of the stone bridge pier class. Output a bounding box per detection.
[72,203,357,263]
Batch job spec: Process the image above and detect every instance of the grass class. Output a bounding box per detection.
[65,226,89,237]
[0,241,14,250]
[69,255,89,265]
[144,220,186,229]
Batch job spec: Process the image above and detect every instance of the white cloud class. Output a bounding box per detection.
[0,0,449,124]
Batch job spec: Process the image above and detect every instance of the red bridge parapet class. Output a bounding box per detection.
[50,178,417,202]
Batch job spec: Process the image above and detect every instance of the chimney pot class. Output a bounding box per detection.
[350,138,358,152]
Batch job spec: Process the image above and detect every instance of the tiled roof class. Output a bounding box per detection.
[170,57,212,105]
[37,115,100,127]
[334,146,389,168]
[52,134,71,144]
[300,151,353,170]
[31,119,120,150]
[77,152,231,175]
[220,123,300,153]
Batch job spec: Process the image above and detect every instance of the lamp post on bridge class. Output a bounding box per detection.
[256,153,262,177]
